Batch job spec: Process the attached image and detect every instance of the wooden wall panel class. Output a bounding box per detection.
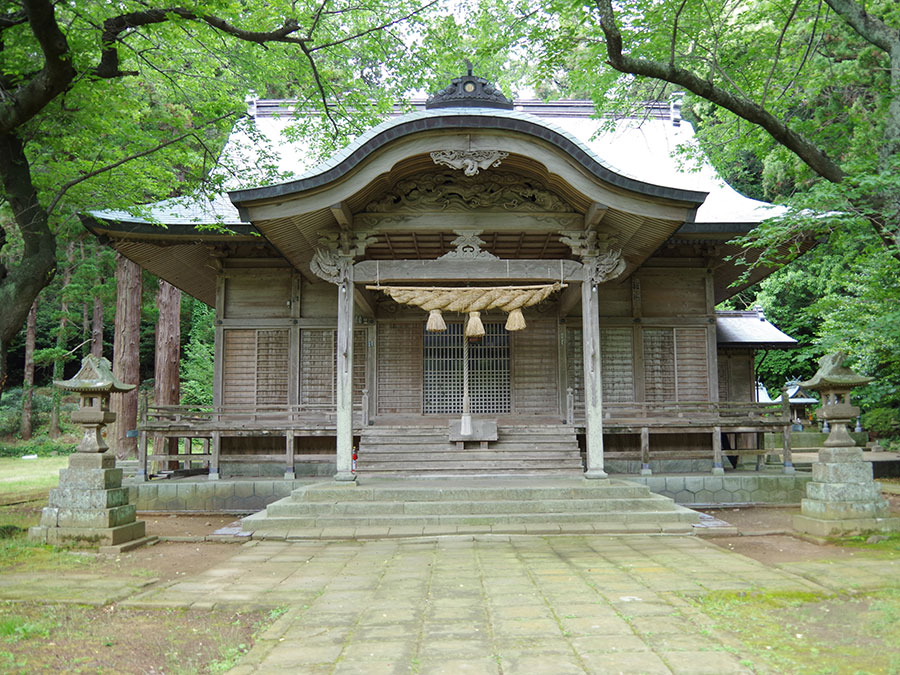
[512,320,558,414]
[377,322,423,414]
[600,327,634,402]
[223,330,255,406]
[300,282,337,318]
[256,329,289,405]
[718,358,729,401]
[223,272,292,319]
[643,327,710,402]
[299,329,368,408]
[719,350,754,402]
[643,329,676,402]
[300,329,335,407]
[596,282,632,317]
[639,271,707,317]
[675,328,709,401]
[566,327,585,413]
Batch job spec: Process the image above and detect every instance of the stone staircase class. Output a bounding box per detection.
[241,477,700,537]
[356,424,583,475]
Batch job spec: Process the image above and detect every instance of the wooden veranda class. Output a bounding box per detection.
[136,397,795,480]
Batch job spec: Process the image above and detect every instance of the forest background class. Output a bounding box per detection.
[1,0,898,453]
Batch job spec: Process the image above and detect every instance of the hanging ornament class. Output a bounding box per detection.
[368,283,565,334]
[426,308,447,332]
[505,307,526,331]
[465,311,485,339]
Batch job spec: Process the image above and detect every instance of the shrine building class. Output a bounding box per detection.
[83,72,797,484]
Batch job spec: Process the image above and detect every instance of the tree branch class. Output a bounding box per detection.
[761,0,802,107]
[822,0,896,53]
[46,111,240,216]
[299,42,340,134]
[669,0,688,69]
[0,0,76,135]
[309,0,439,52]
[97,8,305,79]
[594,0,846,183]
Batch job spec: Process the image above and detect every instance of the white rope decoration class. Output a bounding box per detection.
[366,283,565,336]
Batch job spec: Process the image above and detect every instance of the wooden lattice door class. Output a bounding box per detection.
[423,322,510,414]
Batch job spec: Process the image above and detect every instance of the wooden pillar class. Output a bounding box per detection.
[285,432,295,480]
[335,268,356,482]
[209,431,221,480]
[781,386,795,474]
[581,278,607,479]
[640,427,651,475]
[712,425,725,475]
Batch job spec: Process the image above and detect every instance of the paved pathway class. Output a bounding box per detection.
[120,533,896,674]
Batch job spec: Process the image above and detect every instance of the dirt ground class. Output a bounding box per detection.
[2,492,898,673]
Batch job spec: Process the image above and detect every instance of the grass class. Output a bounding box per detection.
[693,588,900,674]
[837,530,900,553]
[0,456,66,499]
[0,615,54,643]
[0,603,271,674]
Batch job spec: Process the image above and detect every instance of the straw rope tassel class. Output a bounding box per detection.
[426,309,447,332]
[505,308,526,331]
[465,311,485,338]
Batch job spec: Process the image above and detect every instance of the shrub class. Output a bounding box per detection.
[862,407,900,439]
[0,437,78,458]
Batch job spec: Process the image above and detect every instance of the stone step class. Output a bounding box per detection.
[360,441,578,450]
[359,464,581,478]
[291,483,657,502]
[267,496,677,517]
[359,450,580,461]
[243,509,696,532]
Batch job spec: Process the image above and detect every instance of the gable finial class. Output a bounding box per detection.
[465,59,473,76]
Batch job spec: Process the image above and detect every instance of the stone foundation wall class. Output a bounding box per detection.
[126,479,313,513]
[127,473,813,513]
[632,474,811,506]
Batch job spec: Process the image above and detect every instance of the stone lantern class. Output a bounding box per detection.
[800,352,871,448]
[57,355,134,453]
[793,352,898,537]
[29,355,151,550]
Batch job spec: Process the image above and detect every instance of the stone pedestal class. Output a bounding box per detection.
[29,452,147,547]
[793,447,900,537]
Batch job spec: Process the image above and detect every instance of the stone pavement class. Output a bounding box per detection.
[120,533,885,674]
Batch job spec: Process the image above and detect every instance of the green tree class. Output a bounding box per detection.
[520,0,900,408]
[527,0,900,262]
[0,0,443,396]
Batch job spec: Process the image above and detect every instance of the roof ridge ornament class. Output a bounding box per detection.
[425,69,514,110]
[430,149,509,176]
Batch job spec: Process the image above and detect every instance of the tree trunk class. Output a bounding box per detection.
[20,299,38,441]
[49,240,75,439]
[111,253,142,460]
[91,295,104,358]
[0,133,57,398]
[80,239,90,356]
[154,280,181,469]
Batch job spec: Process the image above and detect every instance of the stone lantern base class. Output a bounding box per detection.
[793,447,900,537]
[29,452,148,548]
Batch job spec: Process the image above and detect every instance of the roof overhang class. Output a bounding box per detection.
[229,110,709,281]
[81,216,269,305]
[716,312,797,349]
[674,222,817,303]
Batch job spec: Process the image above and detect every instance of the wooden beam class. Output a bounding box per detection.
[558,282,582,316]
[354,287,376,319]
[360,212,582,233]
[330,202,353,229]
[354,259,583,283]
[584,202,609,230]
